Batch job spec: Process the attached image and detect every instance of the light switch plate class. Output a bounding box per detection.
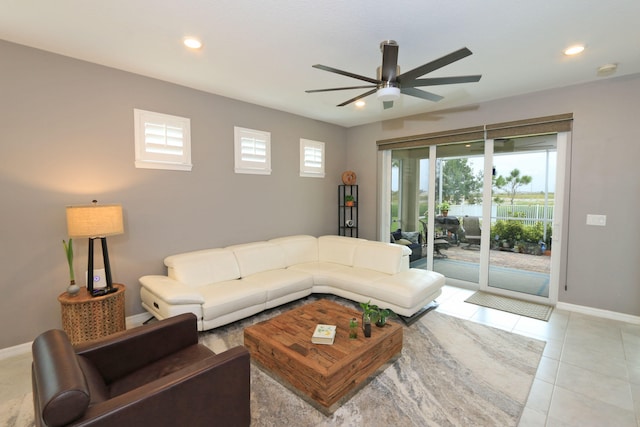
[586,214,606,226]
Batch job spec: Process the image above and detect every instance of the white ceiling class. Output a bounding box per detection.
[2,0,639,127]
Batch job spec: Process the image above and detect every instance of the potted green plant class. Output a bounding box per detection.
[63,239,80,296]
[438,201,450,217]
[345,195,355,207]
[375,307,395,327]
[359,300,376,337]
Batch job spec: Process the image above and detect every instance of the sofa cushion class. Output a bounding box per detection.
[165,249,240,287]
[372,269,445,308]
[317,235,363,266]
[288,261,344,282]
[108,344,215,398]
[241,269,313,302]
[269,235,318,267]
[319,266,391,291]
[401,231,421,244]
[229,242,286,277]
[199,280,267,320]
[353,241,407,275]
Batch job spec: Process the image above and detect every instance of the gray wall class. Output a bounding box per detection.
[346,73,640,317]
[0,40,347,349]
[2,38,639,350]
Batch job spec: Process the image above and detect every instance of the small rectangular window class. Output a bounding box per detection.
[300,139,325,178]
[234,127,271,175]
[134,109,192,171]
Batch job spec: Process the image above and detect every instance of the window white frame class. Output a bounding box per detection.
[234,126,271,175]
[134,109,192,171]
[300,139,325,178]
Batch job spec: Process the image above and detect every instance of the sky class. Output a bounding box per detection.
[393,151,557,193]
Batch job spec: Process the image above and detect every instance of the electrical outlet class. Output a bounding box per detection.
[586,214,606,226]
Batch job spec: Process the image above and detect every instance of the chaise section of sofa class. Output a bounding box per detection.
[139,235,444,331]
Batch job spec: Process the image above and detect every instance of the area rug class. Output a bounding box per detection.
[202,295,545,426]
[465,291,553,321]
[0,295,545,427]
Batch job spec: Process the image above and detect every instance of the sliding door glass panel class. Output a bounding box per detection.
[488,135,556,297]
[391,148,429,263]
[433,142,484,283]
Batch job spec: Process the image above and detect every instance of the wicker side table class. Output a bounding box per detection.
[58,283,126,345]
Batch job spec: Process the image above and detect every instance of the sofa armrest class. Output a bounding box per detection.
[73,346,251,427]
[75,313,200,384]
[139,275,205,304]
[32,330,91,426]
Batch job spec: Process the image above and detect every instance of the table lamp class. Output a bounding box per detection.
[66,200,124,296]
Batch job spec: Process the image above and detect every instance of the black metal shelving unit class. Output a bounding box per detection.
[338,185,358,237]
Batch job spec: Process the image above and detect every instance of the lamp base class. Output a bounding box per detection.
[91,287,119,297]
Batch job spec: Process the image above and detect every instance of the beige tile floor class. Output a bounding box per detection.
[436,285,640,427]
[1,285,639,426]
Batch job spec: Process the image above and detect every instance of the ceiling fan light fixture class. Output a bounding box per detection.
[377,86,400,102]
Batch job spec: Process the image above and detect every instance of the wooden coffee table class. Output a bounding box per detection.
[243,299,403,414]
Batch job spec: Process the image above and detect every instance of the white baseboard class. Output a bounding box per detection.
[0,312,154,361]
[0,342,32,360]
[556,302,640,324]
[126,312,154,329]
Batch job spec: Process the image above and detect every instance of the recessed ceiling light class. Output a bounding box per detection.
[563,45,585,56]
[597,63,618,77]
[183,37,203,49]
[355,100,366,108]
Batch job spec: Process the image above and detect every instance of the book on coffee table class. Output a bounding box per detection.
[312,324,337,345]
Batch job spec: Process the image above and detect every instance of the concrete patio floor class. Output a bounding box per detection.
[439,243,551,274]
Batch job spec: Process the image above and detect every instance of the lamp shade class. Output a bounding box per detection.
[66,203,124,238]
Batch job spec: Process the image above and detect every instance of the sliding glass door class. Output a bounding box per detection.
[432,141,485,284]
[487,135,556,299]
[382,132,567,305]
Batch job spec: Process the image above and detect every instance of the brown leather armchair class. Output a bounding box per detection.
[32,313,250,427]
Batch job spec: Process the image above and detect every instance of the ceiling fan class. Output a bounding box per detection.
[306,40,482,109]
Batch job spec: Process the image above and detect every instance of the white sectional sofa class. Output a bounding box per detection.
[139,235,445,331]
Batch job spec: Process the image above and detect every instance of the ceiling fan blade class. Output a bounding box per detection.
[401,87,444,102]
[312,64,380,85]
[337,89,378,107]
[306,85,377,93]
[403,75,482,88]
[397,47,473,83]
[380,41,399,82]
[383,101,394,109]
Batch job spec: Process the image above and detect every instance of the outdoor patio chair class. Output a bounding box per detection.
[462,216,481,250]
[419,219,450,258]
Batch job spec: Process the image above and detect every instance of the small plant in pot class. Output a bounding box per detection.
[63,239,80,296]
[359,300,376,338]
[438,201,450,217]
[375,308,395,327]
[345,195,355,207]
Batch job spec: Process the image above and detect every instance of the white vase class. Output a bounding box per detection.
[67,281,80,296]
